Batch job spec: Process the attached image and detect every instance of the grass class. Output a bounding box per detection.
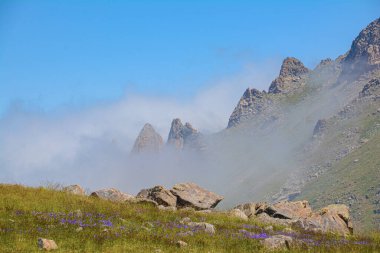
[1,184,380,252]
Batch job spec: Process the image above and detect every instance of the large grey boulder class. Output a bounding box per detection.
[136,185,177,207]
[170,182,223,210]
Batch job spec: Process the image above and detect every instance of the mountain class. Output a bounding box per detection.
[167,118,199,150]
[131,123,163,154]
[129,17,380,232]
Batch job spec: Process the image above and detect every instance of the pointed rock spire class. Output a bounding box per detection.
[268,57,309,94]
[131,123,163,154]
[167,118,198,150]
[227,88,268,128]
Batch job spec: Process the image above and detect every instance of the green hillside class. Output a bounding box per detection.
[1,185,379,252]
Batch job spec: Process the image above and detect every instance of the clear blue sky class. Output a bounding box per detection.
[0,0,379,116]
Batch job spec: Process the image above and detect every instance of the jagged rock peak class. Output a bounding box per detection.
[131,123,163,154]
[268,57,310,94]
[167,118,198,149]
[242,88,265,99]
[341,17,380,78]
[315,58,333,70]
[227,88,267,128]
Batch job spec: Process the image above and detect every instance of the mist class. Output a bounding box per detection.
[0,60,280,194]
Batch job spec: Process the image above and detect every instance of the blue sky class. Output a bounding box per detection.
[0,0,379,117]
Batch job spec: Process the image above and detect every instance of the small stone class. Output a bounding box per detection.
[354,159,359,163]
[37,238,58,251]
[176,240,188,248]
[264,226,274,231]
[187,222,216,234]
[180,217,192,224]
[178,231,194,237]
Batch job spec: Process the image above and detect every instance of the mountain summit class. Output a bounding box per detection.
[131,123,163,154]
[167,118,198,150]
[268,57,310,94]
[341,17,380,79]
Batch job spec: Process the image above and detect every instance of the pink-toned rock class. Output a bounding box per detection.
[37,238,58,251]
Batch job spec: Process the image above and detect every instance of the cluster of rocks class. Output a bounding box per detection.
[58,183,356,251]
[131,118,202,154]
[64,182,223,211]
[232,200,353,236]
[136,182,224,210]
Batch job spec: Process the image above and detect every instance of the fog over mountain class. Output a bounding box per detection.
[1,16,379,231]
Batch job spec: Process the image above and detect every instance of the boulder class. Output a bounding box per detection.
[262,235,293,250]
[234,202,257,218]
[235,200,353,236]
[170,182,223,210]
[37,238,58,251]
[176,240,188,248]
[269,200,313,219]
[293,204,353,236]
[90,188,134,202]
[63,184,86,196]
[136,185,177,207]
[228,209,249,221]
[187,222,216,234]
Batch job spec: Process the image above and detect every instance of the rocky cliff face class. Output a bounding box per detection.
[268,57,310,94]
[167,118,199,150]
[341,18,380,79]
[227,88,272,128]
[131,123,163,154]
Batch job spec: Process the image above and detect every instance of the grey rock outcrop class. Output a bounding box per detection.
[234,200,353,236]
[359,78,380,97]
[170,182,224,210]
[167,119,200,150]
[131,123,163,154]
[268,57,310,94]
[136,185,177,207]
[313,119,328,137]
[227,88,271,128]
[341,17,380,79]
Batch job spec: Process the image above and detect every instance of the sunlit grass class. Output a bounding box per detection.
[1,184,379,252]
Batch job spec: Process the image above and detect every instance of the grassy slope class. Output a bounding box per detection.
[298,101,380,232]
[1,185,379,253]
